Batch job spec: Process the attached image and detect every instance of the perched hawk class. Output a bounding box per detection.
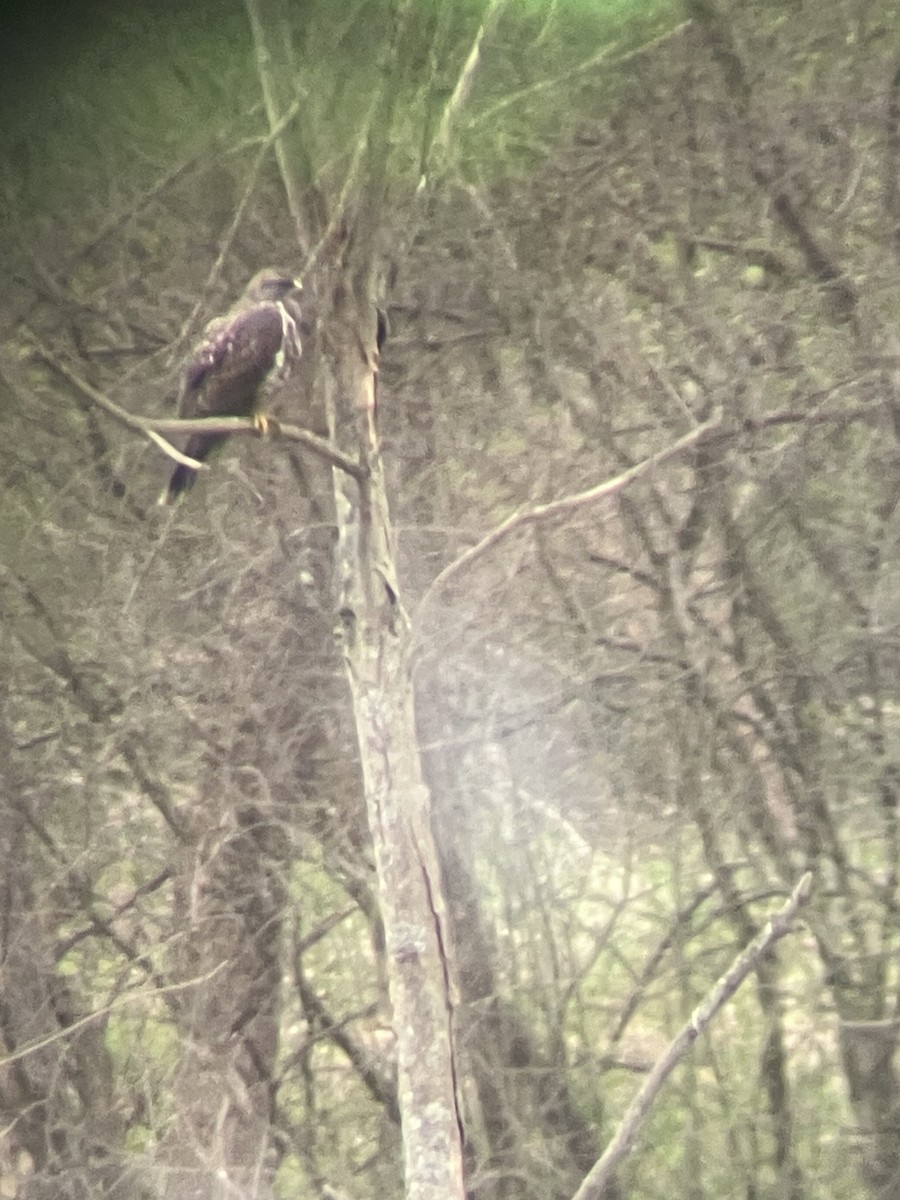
[160,268,303,503]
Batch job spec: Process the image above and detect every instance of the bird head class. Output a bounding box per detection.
[244,269,303,303]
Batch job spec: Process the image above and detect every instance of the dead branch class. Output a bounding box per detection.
[416,410,722,620]
[572,872,813,1200]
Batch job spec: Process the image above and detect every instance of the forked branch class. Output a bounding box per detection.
[417,410,722,621]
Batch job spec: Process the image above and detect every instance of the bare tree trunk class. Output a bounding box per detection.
[241,2,475,1191]
[326,288,466,1200]
[839,1019,900,1200]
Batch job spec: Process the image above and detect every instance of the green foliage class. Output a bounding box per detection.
[2,0,684,254]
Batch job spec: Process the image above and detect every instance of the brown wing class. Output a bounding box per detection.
[161,302,288,502]
[178,302,287,419]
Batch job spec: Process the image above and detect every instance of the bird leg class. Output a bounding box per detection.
[253,413,280,437]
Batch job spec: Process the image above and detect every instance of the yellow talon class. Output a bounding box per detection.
[253,413,270,436]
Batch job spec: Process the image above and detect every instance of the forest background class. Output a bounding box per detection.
[2,0,899,1198]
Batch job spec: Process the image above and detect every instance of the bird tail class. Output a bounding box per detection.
[158,434,228,505]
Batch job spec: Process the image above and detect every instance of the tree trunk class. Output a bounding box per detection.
[327,286,466,1200]
[839,1018,900,1200]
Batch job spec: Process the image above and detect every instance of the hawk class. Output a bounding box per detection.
[159,268,303,503]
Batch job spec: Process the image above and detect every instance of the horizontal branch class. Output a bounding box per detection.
[572,872,813,1200]
[35,349,364,479]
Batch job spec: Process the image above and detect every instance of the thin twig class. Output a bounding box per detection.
[177,96,305,350]
[416,411,721,618]
[572,872,813,1200]
[424,0,507,182]
[243,0,309,246]
[0,961,229,1071]
[470,22,690,128]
